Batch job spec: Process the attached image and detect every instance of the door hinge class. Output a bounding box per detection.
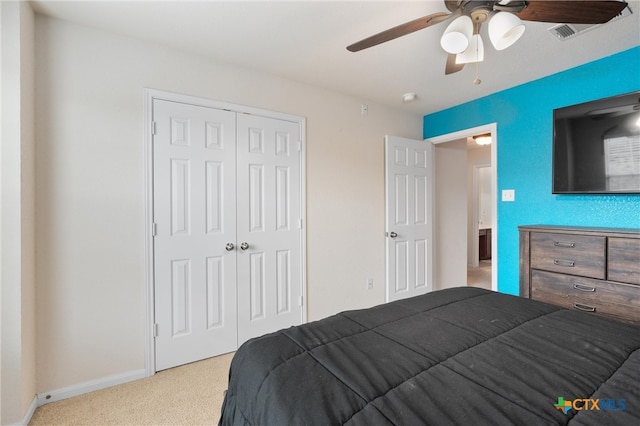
[298,218,303,229]
[153,323,159,337]
[152,223,158,236]
[299,296,304,307]
[297,141,302,152]
[151,121,157,135]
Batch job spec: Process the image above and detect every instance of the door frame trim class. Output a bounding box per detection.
[425,123,497,292]
[143,88,307,376]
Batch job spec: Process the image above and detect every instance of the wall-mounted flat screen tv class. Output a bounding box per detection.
[553,91,640,194]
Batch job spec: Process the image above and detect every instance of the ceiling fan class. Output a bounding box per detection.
[347,0,628,78]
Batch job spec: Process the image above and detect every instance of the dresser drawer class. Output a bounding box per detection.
[530,232,605,279]
[531,270,640,324]
[608,237,640,285]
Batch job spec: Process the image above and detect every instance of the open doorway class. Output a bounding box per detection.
[426,124,497,292]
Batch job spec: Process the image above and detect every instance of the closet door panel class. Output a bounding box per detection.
[153,100,238,371]
[236,114,303,345]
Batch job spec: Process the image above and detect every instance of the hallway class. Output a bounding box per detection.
[468,260,492,290]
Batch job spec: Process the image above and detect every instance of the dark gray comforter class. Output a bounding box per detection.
[219,287,640,425]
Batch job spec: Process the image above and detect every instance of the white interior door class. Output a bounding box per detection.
[153,100,238,371]
[385,135,433,302]
[236,114,303,345]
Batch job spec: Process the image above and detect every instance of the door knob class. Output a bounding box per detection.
[389,232,398,238]
[225,243,235,251]
[240,242,250,251]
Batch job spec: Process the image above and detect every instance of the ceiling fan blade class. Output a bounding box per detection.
[517,0,628,24]
[347,12,452,52]
[445,53,464,75]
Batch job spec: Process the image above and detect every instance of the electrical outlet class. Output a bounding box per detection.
[361,104,368,116]
[367,278,373,290]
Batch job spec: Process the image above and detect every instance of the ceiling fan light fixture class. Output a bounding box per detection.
[488,11,525,51]
[440,15,473,54]
[456,34,485,64]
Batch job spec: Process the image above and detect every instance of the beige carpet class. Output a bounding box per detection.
[29,352,234,425]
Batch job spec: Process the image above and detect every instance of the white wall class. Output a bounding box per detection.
[34,15,422,395]
[478,167,492,228]
[466,145,491,266]
[434,139,468,289]
[1,1,36,424]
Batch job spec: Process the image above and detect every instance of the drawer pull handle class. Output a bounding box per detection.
[554,241,576,248]
[573,284,595,292]
[573,303,596,313]
[553,259,575,267]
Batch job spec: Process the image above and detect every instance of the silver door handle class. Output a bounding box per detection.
[389,232,397,238]
[225,243,235,251]
[240,242,250,250]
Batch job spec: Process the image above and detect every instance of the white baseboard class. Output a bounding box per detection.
[36,368,148,407]
[6,396,38,426]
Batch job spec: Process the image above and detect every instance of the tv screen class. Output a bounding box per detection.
[553,91,640,194]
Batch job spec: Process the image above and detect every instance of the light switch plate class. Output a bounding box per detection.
[502,189,515,202]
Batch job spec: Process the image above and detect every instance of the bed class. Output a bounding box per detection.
[219,287,640,425]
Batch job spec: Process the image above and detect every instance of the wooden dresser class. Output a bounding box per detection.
[519,225,640,325]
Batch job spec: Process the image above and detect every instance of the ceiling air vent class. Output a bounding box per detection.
[548,5,633,41]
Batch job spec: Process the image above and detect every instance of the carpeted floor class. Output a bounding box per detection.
[29,352,234,425]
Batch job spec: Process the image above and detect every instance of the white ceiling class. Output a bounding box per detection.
[30,0,640,115]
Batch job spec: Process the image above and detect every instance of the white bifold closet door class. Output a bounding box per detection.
[153,100,302,371]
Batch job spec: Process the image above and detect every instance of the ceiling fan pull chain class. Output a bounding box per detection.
[473,43,481,85]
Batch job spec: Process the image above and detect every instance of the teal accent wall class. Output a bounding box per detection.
[423,46,640,296]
